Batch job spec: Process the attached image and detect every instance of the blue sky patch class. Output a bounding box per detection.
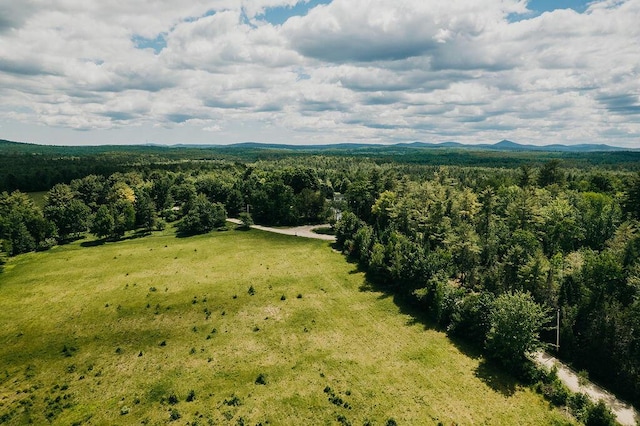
[528,0,589,14]
[132,34,167,54]
[260,0,331,25]
[509,0,590,21]
[185,9,216,23]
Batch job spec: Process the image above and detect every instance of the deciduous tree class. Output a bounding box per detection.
[91,205,114,239]
[177,194,226,235]
[485,291,547,374]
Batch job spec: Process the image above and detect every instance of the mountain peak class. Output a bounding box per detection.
[494,140,521,148]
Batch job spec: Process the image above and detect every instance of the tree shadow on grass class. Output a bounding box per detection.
[80,230,153,247]
[81,238,107,247]
[56,235,86,245]
[175,230,196,239]
[353,259,522,398]
[356,265,439,329]
[175,227,229,239]
[475,359,518,397]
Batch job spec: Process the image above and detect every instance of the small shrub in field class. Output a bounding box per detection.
[115,347,122,354]
[189,347,196,355]
[120,406,130,415]
[169,409,181,421]
[167,393,179,405]
[24,364,35,378]
[186,390,196,402]
[248,286,256,296]
[336,414,351,426]
[159,340,166,347]
[386,419,398,426]
[62,345,77,357]
[328,395,344,406]
[280,295,286,301]
[255,374,267,385]
[224,395,241,406]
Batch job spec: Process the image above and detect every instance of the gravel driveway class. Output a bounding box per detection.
[227,219,336,241]
[534,351,639,426]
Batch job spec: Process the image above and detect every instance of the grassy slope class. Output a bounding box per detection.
[0,226,573,425]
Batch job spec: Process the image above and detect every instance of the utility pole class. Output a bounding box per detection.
[555,307,560,352]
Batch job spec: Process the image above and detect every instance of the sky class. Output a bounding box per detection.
[0,0,639,147]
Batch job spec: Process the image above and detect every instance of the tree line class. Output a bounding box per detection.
[0,163,334,257]
[334,161,640,408]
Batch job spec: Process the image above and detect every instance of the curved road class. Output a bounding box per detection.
[226,219,336,241]
[534,352,639,426]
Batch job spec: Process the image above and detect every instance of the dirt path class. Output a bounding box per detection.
[534,352,639,426]
[226,219,337,241]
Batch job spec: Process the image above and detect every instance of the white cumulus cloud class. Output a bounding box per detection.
[0,0,638,146]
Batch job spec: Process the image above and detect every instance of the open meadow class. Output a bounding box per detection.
[0,225,574,425]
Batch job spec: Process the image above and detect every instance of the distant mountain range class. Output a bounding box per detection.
[394,140,638,152]
[186,139,639,152]
[2,138,638,153]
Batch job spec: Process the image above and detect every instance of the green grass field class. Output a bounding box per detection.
[0,225,574,425]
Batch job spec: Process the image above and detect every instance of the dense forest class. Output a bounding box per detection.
[1,140,640,413]
[3,138,640,193]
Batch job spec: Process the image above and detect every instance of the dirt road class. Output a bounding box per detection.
[226,219,337,241]
[534,351,639,426]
